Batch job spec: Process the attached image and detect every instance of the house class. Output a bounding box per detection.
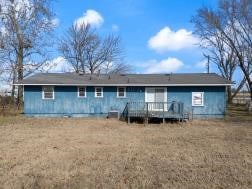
[16,73,232,119]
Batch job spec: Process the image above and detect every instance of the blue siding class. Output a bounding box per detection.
[167,86,226,118]
[24,86,145,117]
[24,86,226,118]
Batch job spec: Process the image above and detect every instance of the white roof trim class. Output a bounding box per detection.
[14,83,233,86]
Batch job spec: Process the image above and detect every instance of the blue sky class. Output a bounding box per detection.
[50,0,225,75]
[0,0,241,91]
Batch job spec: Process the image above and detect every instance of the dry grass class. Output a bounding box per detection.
[226,104,252,122]
[0,110,251,188]
[0,105,23,117]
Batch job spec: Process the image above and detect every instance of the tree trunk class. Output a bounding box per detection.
[242,71,252,101]
[229,77,247,103]
[250,87,252,101]
[90,66,94,74]
[11,70,16,101]
[17,47,24,107]
[244,81,252,100]
[244,74,252,101]
[227,86,232,104]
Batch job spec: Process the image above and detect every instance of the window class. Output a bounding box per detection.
[42,86,54,99]
[78,87,86,98]
[117,87,126,98]
[95,87,103,98]
[192,92,204,106]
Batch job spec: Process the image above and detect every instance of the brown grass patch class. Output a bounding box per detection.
[226,104,252,122]
[0,117,251,189]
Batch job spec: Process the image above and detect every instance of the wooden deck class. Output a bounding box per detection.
[124,101,188,124]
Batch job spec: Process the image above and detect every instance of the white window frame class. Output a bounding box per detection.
[95,87,103,98]
[117,87,126,98]
[42,86,54,100]
[192,92,204,106]
[77,86,86,98]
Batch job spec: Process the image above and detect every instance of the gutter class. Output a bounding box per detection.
[13,83,233,86]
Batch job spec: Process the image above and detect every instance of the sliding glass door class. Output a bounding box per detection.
[145,88,167,111]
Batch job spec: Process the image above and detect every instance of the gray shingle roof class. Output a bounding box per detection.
[15,73,233,86]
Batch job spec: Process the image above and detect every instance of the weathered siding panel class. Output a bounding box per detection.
[167,86,226,118]
[24,85,226,118]
[24,86,145,116]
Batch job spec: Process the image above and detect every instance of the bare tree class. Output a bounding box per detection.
[58,24,94,73]
[0,0,56,104]
[192,13,245,102]
[103,62,131,74]
[192,0,252,100]
[58,23,129,74]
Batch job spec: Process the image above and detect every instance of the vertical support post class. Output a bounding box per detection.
[191,107,194,120]
[146,102,149,124]
[163,102,165,124]
[127,102,130,124]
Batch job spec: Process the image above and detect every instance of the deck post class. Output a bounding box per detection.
[191,107,194,120]
[163,102,165,124]
[146,102,149,124]
[127,102,130,124]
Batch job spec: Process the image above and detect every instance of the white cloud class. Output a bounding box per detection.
[195,60,207,68]
[142,57,184,73]
[51,18,60,27]
[19,57,72,75]
[148,27,198,52]
[75,9,104,28]
[112,24,119,32]
[43,56,73,73]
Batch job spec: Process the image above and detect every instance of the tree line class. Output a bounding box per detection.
[0,0,251,105]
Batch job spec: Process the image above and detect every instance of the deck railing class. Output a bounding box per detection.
[124,101,186,123]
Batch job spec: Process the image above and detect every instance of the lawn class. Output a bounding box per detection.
[0,107,251,189]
